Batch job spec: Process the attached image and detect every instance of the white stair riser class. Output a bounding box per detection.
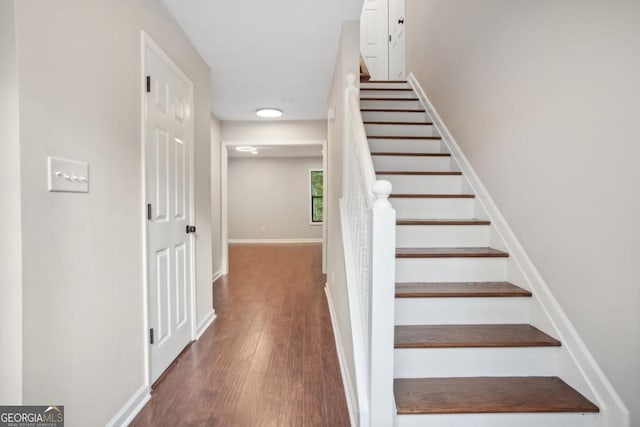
[391,198,475,219]
[360,99,423,109]
[396,258,508,282]
[370,139,444,153]
[365,123,436,137]
[362,110,428,122]
[372,155,452,171]
[383,175,463,194]
[396,224,489,247]
[394,347,559,378]
[395,297,530,325]
[360,82,409,89]
[360,89,417,98]
[396,413,599,427]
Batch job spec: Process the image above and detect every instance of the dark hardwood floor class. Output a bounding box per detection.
[131,244,350,427]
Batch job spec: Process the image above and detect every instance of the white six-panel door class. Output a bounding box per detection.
[360,0,389,80]
[144,37,194,383]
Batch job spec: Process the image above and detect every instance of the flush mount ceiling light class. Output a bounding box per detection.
[256,108,283,118]
[235,146,257,152]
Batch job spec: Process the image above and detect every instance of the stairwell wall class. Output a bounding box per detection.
[326,21,361,423]
[14,0,212,425]
[405,0,640,424]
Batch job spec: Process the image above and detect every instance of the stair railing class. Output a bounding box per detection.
[341,72,396,426]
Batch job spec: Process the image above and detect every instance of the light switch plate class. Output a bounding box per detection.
[48,156,89,193]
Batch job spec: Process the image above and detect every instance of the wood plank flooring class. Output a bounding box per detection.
[131,244,350,427]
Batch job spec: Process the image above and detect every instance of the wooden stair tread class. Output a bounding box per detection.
[366,80,408,83]
[396,219,490,225]
[371,152,449,156]
[394,377,599,414]
[396,281,531,298]
[368,135,442,140]
[361,88,413,91]
[360,97,418,101]
[359,55,371,82]
[363,121,434,125]
[396,247,508,258]
[390,194,475,199]
[395,324,559,348]
[377,171,462,176]
[360,108,426,113]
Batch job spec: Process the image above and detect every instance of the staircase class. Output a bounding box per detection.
[359,80,600,426]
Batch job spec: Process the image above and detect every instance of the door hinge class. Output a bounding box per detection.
[149,328,154,345]
[147,203,152,220]
[146,75,151,93]
[389,34,392,42]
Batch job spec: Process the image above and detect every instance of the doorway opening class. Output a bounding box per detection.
[360,0,406,80]
[221,140,328,274]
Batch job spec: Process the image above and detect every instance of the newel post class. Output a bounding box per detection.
[369,179,396,427]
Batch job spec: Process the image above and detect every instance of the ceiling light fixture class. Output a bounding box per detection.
[235,146,257,152]
[256,108,283,118]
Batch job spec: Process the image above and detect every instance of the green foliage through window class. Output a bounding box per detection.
[310,170,323,223]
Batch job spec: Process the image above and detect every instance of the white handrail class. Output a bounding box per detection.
[340,72,396,427]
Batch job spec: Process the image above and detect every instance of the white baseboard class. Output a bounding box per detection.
[195,309,216,340]
[228,238,323,244]
[106,384,150,427]
[212,270,223,283]
[408,72,629,427]
[325,284,357,427]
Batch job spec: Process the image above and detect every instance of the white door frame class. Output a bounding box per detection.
[221,143,228,275]
[140,31,197,388]
[220,140,328,275]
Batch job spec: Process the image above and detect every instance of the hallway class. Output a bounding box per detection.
[131,244,350,426]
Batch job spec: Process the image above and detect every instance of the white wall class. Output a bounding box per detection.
[406,0,640,423]
[221,120,327,142]
[228,157,323,241]
[0,0,22,405]
[326,20,361,421]
[14,0,212,425]
[211,115,223,277]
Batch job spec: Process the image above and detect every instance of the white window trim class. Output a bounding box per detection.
[309,168,323,225]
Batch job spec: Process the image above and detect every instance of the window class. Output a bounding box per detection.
[310,170,323,224]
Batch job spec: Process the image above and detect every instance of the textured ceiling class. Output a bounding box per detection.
[163,0,363,121]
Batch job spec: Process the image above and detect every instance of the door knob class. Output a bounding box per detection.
[398,19,404,24]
